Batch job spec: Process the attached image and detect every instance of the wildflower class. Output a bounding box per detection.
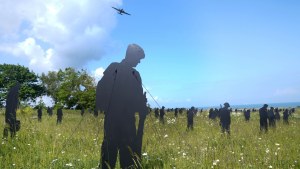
[12,164,15,166]
[182,152,186,156]
[51,159,58,164]
[258,137,262,140]
[93,138,96,141]
[268,165,272,168]
[275,143,280,146]
[275,152,277,156]
[212,159,220,166]
[164,134,168,138]
[65,162,73,167]
[142,152,148,156]
[27,144,31,146]
[61,151,65,154]
[265,148,270,154]
[13,147,16,150]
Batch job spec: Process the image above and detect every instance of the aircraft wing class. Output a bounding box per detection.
[112,7,119,11]
[123,11,131,15]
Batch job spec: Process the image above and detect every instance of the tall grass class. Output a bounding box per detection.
[0,108,299,168]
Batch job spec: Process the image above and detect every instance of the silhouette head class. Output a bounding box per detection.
[263,104,268,108]
[124,44,145,67]
[224,102,230,108]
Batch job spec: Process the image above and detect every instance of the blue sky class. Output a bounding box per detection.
[1,0,300,108]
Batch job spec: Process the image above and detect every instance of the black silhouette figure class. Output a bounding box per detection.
[47,107,53,116]
[268,107,276,127]
[56,108,63,124]
[244,109,250,121]
[283,109,289,124]
[154,108,159,118]
[81,108,85,116]
[3,83,21,138]
[215,108,220,119]
[174,108,178,118]
[94,109,98,117]
[37,108,42,122]
[159,106,165,124]
[219,102,231,134]
[96,44,148,169]
[208,108,214,119]
[187,107,195,130]
[274,107,280,120]
[259,104,268,132]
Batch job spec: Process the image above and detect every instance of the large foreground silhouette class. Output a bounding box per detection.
[96,44,148,168]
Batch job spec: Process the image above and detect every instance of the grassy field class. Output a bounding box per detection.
[0,108,299,168]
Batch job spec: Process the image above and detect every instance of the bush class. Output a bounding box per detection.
[18,106,35,115]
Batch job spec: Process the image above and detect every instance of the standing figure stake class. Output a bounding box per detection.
[96,44,148,169]
[3,82,21,138]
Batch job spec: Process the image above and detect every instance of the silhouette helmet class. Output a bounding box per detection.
[224,102,230,107]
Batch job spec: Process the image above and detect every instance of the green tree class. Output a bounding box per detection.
[0,64,46,106]
[41,67,96,109]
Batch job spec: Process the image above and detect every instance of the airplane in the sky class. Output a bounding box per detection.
[112,7,131,15]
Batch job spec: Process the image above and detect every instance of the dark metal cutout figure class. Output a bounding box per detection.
[96,44,148,168]
[3,82,21,138]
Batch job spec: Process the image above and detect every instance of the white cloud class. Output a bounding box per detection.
[92,67,105,81]
[0,0,122,73]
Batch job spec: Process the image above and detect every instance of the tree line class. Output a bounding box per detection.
[0,64,96,109]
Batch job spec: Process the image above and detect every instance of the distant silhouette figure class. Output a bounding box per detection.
[174,108,179,118]
[187,107,195,130]
[47,107,53,116]
[274,107,280,120]
[268,107,276,127]
[159,106,165,124]
[283,109,289,124]
[96,44,148,169]
[259,104,268,132]
[94,109,98,117]
[57,108,63,124]
[219,102,231,134]
[37,108,42,122]
[81,108,85,116]
[244,109,250,121]
[3,83,21,138]
[154,108,159,118]
[215,108,220,119]
[208,108,214,119]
